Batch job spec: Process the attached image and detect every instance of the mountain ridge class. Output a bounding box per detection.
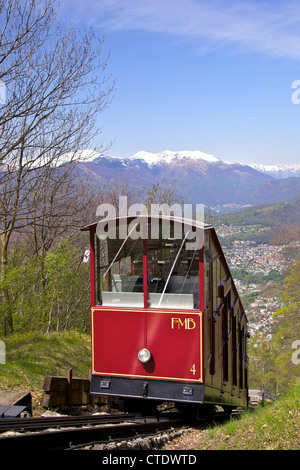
[76,149,300,208]
[249,162,300,178]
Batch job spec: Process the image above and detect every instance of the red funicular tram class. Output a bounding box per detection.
[82,214,248,414]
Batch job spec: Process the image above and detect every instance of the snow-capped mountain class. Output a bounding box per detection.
[125,149,222,165]
[75,148,300,207]
[249,162,300,178]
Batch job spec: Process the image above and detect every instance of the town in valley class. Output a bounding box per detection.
[215,215,298,339]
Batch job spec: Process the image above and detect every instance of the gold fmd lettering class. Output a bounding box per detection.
[171,318,196,330]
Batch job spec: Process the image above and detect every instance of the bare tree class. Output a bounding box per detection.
[143,179,183,209]
[0,0,114,263]
[0,0,114,334]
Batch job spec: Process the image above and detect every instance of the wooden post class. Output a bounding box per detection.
[89,370,95,407]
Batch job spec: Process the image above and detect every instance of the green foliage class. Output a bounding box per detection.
[231,267,283,285]
[0,239,90,336]
[42,239,90,332]
[247,261,300,394]
[272,261,300,391]
[248,337,278,393]
[0,249,44,333]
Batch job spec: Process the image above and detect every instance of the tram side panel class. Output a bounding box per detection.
[203,229,248,408]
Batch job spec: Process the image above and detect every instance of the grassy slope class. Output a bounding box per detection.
[191,385,300,450]
[0,331,91,391]
[0,332,299,449]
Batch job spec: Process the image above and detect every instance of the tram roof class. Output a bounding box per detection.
[81,214,213,232]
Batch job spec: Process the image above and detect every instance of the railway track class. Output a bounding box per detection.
[0,412,184,450]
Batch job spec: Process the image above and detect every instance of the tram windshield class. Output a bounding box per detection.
[95,235,144,307]
[94,222,200,310]
[146,238,199,309]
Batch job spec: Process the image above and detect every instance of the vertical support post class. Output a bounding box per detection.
[199,246,204,312]
[89,370,95,407]
[90,228,95,307]
[143,237,148,347]
[143,238,148,309]
[67,368,72,406]
[199,246,205,383]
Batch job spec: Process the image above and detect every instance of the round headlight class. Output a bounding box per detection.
[138,348,151,364]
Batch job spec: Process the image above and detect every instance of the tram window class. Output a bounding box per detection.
[147,238,199,309]
[232,313,237,385]
[227,292,231,335]
[95,235,144,307]
[204,264,210,308]
[94,225,200,309]
[240,326,244,388]
[212,258,219,312]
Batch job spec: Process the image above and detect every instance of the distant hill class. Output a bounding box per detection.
[247,177,300,205]
[215,201,300,229]
[73,149,300,208]
[212,201,300,248]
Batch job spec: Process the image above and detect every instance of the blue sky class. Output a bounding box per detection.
[60,0,300,165]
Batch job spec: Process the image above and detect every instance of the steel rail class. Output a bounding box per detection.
[0,412,136,434]
[0,415,183,450]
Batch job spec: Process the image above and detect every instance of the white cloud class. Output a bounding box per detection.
[62,0,300,60]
